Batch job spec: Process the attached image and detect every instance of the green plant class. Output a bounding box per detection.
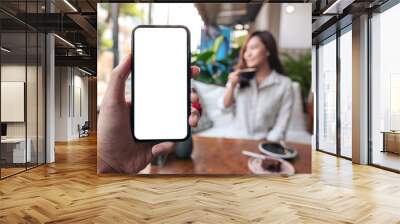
[281,53,312,101]
[191,35,241,86]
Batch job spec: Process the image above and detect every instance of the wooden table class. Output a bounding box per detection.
[1,138,32,164]
[146,136,311,174]
[381,131,400,154]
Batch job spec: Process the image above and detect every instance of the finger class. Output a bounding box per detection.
[191,66,200,79]
[107,54,132,101]
[190,91,199,103]
[191,102,202,116]
[189,108,200,127]
[152,142,175,157]
[112,53,132,81]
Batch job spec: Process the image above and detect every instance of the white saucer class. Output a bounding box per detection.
[248,157,295,176]
[258,143,298,159]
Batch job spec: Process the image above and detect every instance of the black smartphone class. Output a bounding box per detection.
[131,25,190,142]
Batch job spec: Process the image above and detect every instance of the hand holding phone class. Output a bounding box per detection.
[227,68,256,87]
[97,53,201,174]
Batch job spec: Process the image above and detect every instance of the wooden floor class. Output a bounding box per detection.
[372,150,400,171]
[1,163,45,178]
[1,167,26,178]
[1,135,400,223]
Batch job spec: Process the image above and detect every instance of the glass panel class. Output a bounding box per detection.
[312,46,317,150]
[0,27,27,178]
[27,0,38,168]
[0,0,46,178]
[339,29,352,158]
[38,32,45,165]
[26,0,39,169]
[317,37,337,154]
[371,3,400,171]
[27,31,38,169]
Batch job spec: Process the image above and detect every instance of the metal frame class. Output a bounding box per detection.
[336,20,341,158]
[367,10,373,166]
[315,44,319,151]
[25,3,28,171]
[44,0,47,165]
[36,1,39,170]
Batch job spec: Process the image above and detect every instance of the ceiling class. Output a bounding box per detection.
[0,0,96,75]
[195,3,263,27]
[0,0,394,73]
[194,0,391,44]
[311,0,390,43]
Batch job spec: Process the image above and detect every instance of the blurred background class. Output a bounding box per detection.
[97,3,312,144]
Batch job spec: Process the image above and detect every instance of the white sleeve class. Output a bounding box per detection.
[218,82,239,113]
[266,82,294,142]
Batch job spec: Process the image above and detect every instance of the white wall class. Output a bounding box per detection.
[252,3,311,51]
[279,3,312,50]
[1,66,25,129]
[72,73,89,138]
[253,4,270,31]
[1,64,46,164]
[1,65,37,138]
[55,67,89,141]
[55,66,68,141]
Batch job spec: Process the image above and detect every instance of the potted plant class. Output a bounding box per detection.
[191,35,241,86]
[281,52,312,133]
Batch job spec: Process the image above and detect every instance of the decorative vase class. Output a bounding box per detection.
[174,135,193,159]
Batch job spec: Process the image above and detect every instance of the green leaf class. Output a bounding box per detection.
[281,53,312,102]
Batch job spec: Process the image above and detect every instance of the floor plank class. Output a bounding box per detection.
[0,134,400,223]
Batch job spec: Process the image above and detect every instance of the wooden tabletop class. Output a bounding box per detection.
[146,136,311,174]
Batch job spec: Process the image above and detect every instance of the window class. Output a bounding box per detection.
[339,28,352,158]
[370,2,400,171]
[317,36,337,154]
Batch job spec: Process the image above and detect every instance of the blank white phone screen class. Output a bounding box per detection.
[134,27,188,140]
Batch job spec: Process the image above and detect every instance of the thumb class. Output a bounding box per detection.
[106,54,132,102]
[152,142,175,157]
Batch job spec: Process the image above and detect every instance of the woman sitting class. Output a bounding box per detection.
[221,30,294,142]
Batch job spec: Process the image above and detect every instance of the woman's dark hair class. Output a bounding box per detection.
[236,31,285,88]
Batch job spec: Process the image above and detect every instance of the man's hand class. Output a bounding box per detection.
[97,54,201,173]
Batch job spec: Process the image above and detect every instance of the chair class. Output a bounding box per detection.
[78,121,90,138]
